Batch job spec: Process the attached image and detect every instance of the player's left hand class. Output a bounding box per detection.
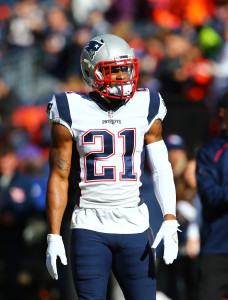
[152,220,180,264]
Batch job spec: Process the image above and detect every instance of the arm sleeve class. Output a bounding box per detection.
[196,147,228,207]
[46,93,74,137]
[146,140,176,216]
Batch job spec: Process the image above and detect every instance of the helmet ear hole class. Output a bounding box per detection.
[85,70,89,77]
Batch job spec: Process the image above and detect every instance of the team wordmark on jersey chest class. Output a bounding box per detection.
[102,119,121,125]
[102,110,121,124]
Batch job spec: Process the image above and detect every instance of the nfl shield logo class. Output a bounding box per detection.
[108,110,114,118]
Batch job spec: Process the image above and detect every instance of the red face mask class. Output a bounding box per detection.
[93,58,139,100]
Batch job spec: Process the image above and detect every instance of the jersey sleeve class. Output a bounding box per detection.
[147,91,167,130]
[46,92,74,137]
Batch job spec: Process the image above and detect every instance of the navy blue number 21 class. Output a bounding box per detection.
[82,129,137,182]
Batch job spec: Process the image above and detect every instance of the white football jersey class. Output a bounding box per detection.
[47,88,167,233]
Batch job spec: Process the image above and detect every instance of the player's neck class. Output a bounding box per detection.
[90,92,124,110]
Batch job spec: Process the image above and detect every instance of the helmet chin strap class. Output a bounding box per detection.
[108,83,133,97]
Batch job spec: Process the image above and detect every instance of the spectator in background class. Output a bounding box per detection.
[88,9,111,37]
[156,33,192,96]
[178,159,200,300]
[17,144,48,212]
[7,0,46,49]
[165,134,188,189]
[71,0,111,26]
[196,91,228,300]
[0,144,36,300]
[42,6,74,79]
[0,78,19,125]
[105,0,140,25]
[209,24,228,110]
[157,134,199,300]
[184,159,201,261]
[57,26,92,79]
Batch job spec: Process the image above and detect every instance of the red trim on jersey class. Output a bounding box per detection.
[82,129,116,183]
[118,128,137,181]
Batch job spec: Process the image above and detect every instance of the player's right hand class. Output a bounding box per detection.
[46,234,67,280]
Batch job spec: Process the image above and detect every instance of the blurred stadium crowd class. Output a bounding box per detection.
[0,0,228,299]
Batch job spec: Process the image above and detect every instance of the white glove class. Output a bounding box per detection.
[152,220,180,264]
[46,234,67,280]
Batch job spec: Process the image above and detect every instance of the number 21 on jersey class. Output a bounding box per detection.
[82,129,137,182]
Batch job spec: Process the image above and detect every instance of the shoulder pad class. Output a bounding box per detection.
[66,91,89,100]
[46,93,73,136]
[147,91,167,127]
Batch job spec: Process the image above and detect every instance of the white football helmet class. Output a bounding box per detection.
[80,34,139,100]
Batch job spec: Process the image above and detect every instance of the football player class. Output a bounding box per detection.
[46,34,180,300]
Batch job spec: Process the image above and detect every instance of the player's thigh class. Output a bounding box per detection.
[70,229,112,300]
[113,231,156,300]
[197,254,228,300]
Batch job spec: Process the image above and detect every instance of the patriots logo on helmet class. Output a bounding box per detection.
[85,40,104,60]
